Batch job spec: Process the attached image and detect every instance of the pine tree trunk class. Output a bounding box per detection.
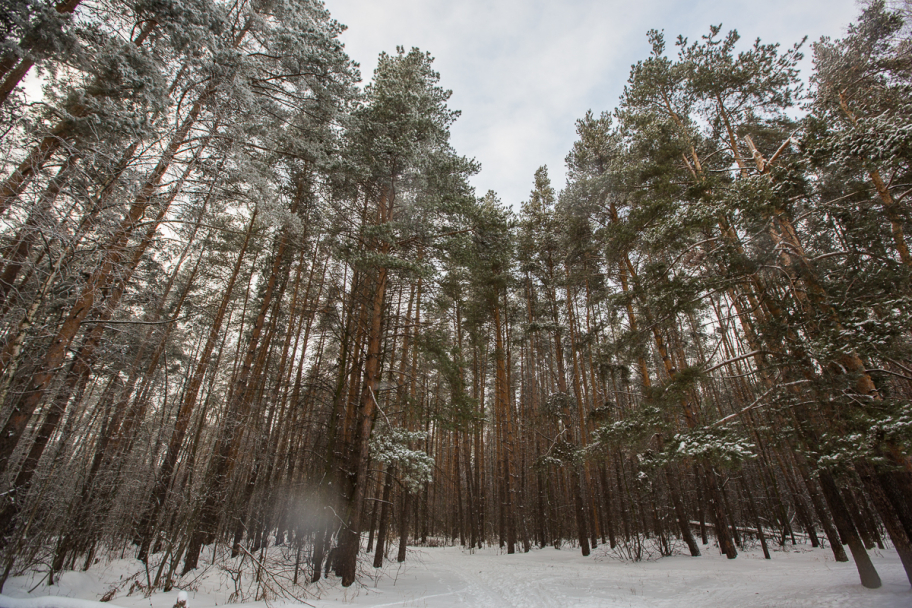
[856,460,912,585]
[337,186,394,586]
[183,203,295,573]
[795,454,848,561]
[0,94,207,469]
[135,206,257,560]
[5,146,206,509]
[817,471,881,588]
[373,465,394,568]
[397,488,410,563]
[0,156,74,307]
[493,296,515,554]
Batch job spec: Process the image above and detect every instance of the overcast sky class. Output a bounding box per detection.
[328,0,861,207]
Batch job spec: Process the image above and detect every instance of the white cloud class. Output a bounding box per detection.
[328,0,860,207]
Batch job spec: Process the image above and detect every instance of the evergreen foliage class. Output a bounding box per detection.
[0,0,909,595]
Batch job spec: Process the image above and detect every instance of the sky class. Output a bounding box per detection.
[327,0,862,208]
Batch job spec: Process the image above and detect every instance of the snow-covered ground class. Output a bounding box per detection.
[1,543,909,608]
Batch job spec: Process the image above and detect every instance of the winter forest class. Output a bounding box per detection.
[0,0,911,605]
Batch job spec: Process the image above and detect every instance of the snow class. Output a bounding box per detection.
[1,543,909,608]
[0,597,112,608]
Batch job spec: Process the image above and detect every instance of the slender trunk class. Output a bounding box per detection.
[183,202,294,573]
[493,294,514,554]
[134,207,257,558]
[337,186,394,586]
[0,94,207,469]
[373,465,395,567]
[856,461,912,585]
[817,470,881,588]
[0,156,74,308]
[5,142,207,497]
[397,487,410,562]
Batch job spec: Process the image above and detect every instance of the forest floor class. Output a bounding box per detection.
[1,541,910,608]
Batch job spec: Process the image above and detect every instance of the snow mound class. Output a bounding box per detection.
[0,596,120,608]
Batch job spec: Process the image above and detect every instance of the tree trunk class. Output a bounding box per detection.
[0,93,207,469]
[373,465,395,568]
[817,471,881,588]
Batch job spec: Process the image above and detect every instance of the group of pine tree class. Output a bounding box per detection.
[0,0,910,595]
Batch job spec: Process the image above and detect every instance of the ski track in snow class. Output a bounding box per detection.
[1,544,910,608]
